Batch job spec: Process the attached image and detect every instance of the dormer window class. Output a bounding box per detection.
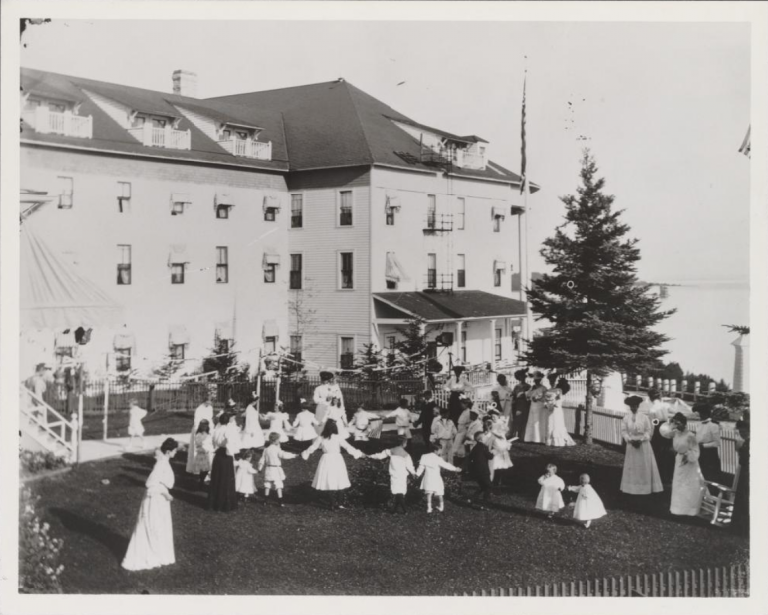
[21,95,92,139]
[216,124,272,160]
[127,113,190,150]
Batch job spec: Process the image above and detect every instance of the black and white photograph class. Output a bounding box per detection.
[1,2,767,613]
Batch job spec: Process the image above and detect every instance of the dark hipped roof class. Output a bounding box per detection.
[373,291,527,322]
[20,68,289,171]
[209,79,535,189]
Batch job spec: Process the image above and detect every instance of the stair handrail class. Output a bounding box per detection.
[20,385,78,461]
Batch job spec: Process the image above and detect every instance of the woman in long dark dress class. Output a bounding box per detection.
[731,419,750,537]
[694,403,722,487]
[207,412,239,512]
[444,366,472,425]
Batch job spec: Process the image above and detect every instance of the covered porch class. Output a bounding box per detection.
[372,290,527,373]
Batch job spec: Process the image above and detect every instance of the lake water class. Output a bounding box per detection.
[653,281,749,385]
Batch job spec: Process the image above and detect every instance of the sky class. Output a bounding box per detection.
[20,19,751,283]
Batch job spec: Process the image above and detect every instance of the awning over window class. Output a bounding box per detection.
[263,195,282,213]
[215,193,235,207]
[262,250,280,270]
[55,330,76,348]
[168,244,191,266]
[262,320,279,341]
[385,252,410,283]
[492,206,506,219]
[494,260,507,271]
[215,321,233,341]
[169,325,190,346]
[171,193,191,204]
[113,331,135,350]
[385,194,402,212]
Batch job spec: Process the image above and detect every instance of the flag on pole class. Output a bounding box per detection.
[738,125,750,158]
[519,74,527,194]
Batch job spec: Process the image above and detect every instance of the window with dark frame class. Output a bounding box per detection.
[493,216,501,232]
[117,182,131,213]
[172,201,185,215]
[216,204,230,219]
[117,244,131,285]
[457,254,466,288]
[386,280,397,290]
[339,190,353,226]
[115,348,132,372]
[427,194,436,229]
[57,176,74,209]
[264,207,277,222]
[291,194,303,228]
[170,344,185,361]
[456,197,465,230]
[289,254,302,289]
[427,253,437,289]
[461,330,467,363]
[494,267,502,287]
[264,263,276,283]
[340,252,354,289]
[495,328,502,360]
[340,337,354,369]
[171,263,185,284]
[264,336,277,354]
[216,246,228,284]
[290,335,302,364]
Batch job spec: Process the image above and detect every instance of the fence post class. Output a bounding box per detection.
[103,378,110,441]
[70,411,80,464]
[77,393,84,456]
[148,383,156,414]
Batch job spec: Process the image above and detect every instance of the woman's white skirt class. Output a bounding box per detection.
[311,453,351,491]
[122,492,175,571]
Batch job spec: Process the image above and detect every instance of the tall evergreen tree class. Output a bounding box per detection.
[524,151,674,443]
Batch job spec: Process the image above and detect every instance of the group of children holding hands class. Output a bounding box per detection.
[170,388,608,527]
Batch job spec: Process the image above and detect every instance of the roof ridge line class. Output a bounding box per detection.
[341,81,375,166]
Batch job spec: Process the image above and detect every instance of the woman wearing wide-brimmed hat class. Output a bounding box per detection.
[523,371,549,443]
[510,369,531,439]
[620,395,663,495]
[661,412,705,516]
[313,371,345,434]
[444,365,473,425]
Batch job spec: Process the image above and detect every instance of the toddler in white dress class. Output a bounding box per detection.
[258,432,298,506]
[415,441,462,513]
[567,473,607,528]
[292,402,320,444]
[235,449,258,502]
[263,401,293,443]
[536,463,565,518]
[127,398,148,450]
[368,438,417,513]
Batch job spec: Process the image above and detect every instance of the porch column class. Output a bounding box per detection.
[454,321,463,366]
[489,318,497,369]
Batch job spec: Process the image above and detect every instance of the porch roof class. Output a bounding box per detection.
[373,291,526,322]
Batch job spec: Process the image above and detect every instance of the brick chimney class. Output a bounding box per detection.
[172,70,197,98]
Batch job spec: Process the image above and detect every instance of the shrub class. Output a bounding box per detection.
[19,488,64,593]
[19,450,69,476]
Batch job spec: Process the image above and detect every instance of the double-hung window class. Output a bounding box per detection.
[340,337,355,369]
[216,247,229,284]
[289,254,303,290]
[427,194,437,229]
[456,197,465,230]
[340,252,354,289]
[117,245,132,285]
[291,194,303,228]
[117,182,131,213]
[427,253,437,289]
[339,191,353,226]
[290,335,302,364]
[495,328,503,360]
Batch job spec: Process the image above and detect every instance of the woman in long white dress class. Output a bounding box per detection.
[444,366,473,425]
[620,395,663,494]
[122,438,178,571]
[523,372,549,443]
[241,392,265,449]
[544,389,575,447]
[451,396,474,460]
[313,371,344,433]
[186,397,213,474]
[301,419,363,510]
[661,412,705,516]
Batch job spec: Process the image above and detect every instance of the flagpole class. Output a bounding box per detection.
[519,67,533,351]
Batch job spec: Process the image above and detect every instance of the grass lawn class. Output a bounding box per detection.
[80,410,193,441]
[27,434,748,595]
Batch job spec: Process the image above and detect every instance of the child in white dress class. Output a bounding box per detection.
[385,398,416,448]
[263,401,293,443]
[324,398,351,440]
[368,437,417,513]
[536,463,565,518]
[258,432,298,507]
[416,441,462,513]
[235,449,258,503]
[191,419,214,486]
[431,408,458,462]
[349,405,383,441]
[292,400,320,446]
[567,473,607,528]
[127,398,148,450]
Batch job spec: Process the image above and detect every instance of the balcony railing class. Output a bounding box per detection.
[22,108,93,139]
[128,125,191,150]
[420,145,487,170]
[424,273,454,292]
[423,213,453,232]
[218,138,272,160]
[454,148,487,170]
